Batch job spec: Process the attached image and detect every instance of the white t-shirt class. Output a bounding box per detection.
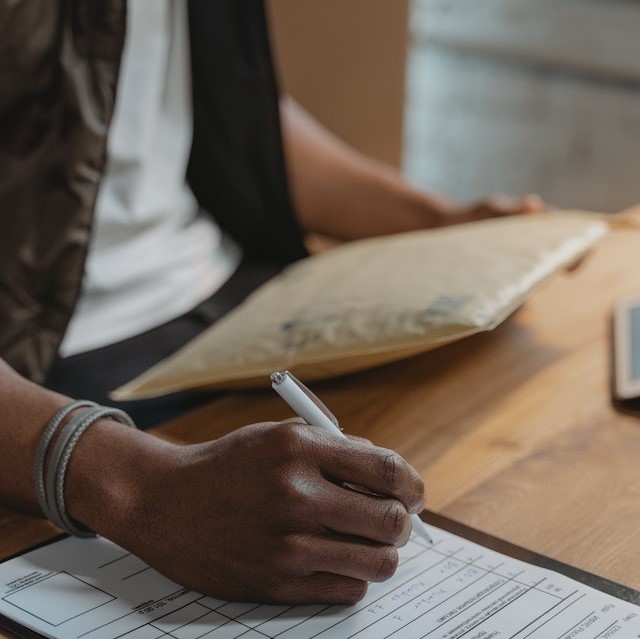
[60,0,241,357]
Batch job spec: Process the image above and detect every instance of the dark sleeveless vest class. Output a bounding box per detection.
[0,0,307,382]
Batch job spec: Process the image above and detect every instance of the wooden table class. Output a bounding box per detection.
[2,221,640,637]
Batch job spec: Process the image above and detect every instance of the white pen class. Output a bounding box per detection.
[270,370,433,545]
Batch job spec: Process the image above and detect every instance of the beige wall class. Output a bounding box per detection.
[267,0,410,168]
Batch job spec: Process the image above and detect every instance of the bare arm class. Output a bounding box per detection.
[0,359,425,604]
[280,97,543,241]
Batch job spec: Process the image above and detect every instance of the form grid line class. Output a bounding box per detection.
[516,593,587,639]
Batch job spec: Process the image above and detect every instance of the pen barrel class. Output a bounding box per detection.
[272,377,344,436]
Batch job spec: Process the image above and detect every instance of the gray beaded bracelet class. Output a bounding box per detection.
[35,402,136,537]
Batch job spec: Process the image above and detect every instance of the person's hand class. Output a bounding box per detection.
[441,193,546,226]
[74,419,425,605]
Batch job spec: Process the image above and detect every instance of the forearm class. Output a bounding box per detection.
[280,97,453,240]
[280,97,544,240]
[0,359,72,514]
[0,358,165,543]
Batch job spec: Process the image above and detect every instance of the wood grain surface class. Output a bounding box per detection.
[2,222,640,637]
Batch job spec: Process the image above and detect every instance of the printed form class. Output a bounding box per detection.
[0,524,638,639]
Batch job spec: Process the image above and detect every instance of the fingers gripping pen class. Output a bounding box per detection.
[270,371,433,545]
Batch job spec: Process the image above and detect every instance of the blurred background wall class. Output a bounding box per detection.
[268,0,640,213]
[404,0,640,213]
[267,0,410,169]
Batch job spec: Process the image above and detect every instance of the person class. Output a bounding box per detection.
[0,0,543,604]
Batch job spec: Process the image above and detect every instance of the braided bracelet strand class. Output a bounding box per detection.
[35,402,136,537]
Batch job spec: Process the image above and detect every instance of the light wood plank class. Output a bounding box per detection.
[2,225,640,637]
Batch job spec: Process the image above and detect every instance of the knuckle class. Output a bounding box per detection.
[341,579,369,604]
[261,573,299,604]
[379,450,402,490]
[382,502,407,542]
[373,548,399,582]
[275,421,307,454]
[273,471,303,508]
[275,421,330,466]
[278,472,310,502]
[274,469,329,531]
[276,534,308,568]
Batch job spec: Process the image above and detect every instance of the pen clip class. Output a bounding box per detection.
[271,371,341,430]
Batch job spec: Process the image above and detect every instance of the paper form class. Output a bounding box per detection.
[0,524,638,639]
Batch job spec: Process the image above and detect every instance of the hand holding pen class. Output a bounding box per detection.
[80,368,428,606]
[271,371,433,545]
